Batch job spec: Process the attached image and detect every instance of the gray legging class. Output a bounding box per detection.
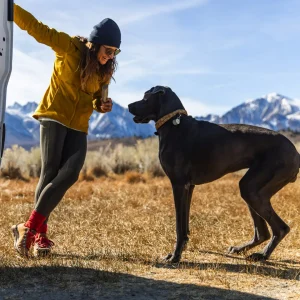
[34,120,87,217]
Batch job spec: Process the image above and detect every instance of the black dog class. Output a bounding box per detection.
[128,86,299,263]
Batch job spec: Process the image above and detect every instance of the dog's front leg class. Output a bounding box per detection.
[165,183,190,263]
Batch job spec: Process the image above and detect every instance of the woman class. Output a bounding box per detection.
[11,3,121,258]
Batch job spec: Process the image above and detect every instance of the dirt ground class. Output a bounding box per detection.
[0,175,299,300]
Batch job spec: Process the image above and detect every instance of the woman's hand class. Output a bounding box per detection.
[99,98,113,113]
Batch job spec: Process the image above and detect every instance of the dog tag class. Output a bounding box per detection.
[173,118,180,125]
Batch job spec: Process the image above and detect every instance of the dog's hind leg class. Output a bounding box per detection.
[234,163,293,261]
[245,179,292,261]
[165,183,190,263]
[228,205,271,255]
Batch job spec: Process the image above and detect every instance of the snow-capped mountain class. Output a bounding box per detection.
[4,92,300,149]
[4,101,155,148]
[196,93,300,131]
[88,102,155,140]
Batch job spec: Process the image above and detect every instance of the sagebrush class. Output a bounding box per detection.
[0,138,165,180]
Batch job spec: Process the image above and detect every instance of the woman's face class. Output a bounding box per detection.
[97,45,118,65]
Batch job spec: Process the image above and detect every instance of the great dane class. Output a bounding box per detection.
[128,86,299,263]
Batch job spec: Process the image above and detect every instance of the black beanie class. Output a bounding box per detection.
[88,18,121,48]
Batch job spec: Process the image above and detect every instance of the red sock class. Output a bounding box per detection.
[38,223,48,234]
[24,210,46,232]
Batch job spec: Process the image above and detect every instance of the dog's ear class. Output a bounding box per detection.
[145,86,169,96]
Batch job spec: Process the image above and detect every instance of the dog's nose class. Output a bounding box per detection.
[128,103,135,114]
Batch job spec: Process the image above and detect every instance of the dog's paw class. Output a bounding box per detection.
[228,246,243,255]
[246,252,268,262]
[164,253,173,260]
[164,253,181,263]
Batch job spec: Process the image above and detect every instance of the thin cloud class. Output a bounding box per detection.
[119,0,209,25]
[180,97,230,116]
[109,89,230,117]
[110,89,145,108]
[153,68,212,76]
[7,49,52,106]
[207,82,237,91]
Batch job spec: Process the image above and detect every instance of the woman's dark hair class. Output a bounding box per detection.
[76,36,117,91]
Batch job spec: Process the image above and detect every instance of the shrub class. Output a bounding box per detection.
[124,171,146,184]
[0,145,33,180]
[0,138,166,179]
[109,144,139,174]
[135,138,165,177]
[79,167,95,182]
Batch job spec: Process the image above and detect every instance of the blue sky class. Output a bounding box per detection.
[7,0,300,116]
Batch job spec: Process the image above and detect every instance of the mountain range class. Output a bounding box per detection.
[4,92,300,149]
[196,93,300,131]
[4,101,155,149]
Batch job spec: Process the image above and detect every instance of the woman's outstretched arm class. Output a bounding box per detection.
[14,3,72,54]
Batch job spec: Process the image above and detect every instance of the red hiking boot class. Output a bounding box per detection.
[33,233,54,257]
[11,223,36,258]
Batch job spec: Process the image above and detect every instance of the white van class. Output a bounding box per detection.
[0,0,13,162]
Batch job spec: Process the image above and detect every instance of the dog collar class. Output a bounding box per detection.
[155,109,188,130]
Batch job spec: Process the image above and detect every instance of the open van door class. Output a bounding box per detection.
[0,0,13,164]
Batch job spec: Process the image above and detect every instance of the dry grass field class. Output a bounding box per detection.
[0,172,299,300]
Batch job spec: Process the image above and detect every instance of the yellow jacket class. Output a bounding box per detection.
[14,4,110,133]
